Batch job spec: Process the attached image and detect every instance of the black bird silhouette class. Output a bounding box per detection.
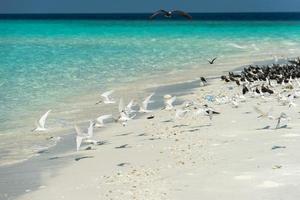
[200,77,207,83]
[149,9,192,20]
[208,57,217,64]
[242,85,249,95]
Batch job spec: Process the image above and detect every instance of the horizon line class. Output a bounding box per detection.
[1,11,300,15]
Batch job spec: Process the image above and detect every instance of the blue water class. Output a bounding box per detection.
[1,19,300,135]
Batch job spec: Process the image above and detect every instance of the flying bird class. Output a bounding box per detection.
[164,95,176,110]
[139,93,155,113]
[97,90,115,104]
[253,106,274,120]
[275,112,289,129]
[175,108,190,119]
[117,98,136,126]
[208,57,217,64]
[125,99,137,114]
[33,110,51,131]
[95,114,113,127]
[149,9,192,20]
[75,121,97,151]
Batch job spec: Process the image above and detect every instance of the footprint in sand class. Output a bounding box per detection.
[258,181,283,188]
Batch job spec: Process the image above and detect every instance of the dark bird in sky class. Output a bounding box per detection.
[149,9,192,20]
[208,57,217,64]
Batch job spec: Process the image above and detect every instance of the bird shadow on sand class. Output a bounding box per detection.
[275,125,291,130]
[180,128,200,133]
[257,125,291,131]
[117,162,130,167]
[161,119,173,123]
[74,156,94,161]
[116,132,133,137]
[173,124,189,128]
[49,156,61,160]
[137,133,147,137]
[97,140,108,145]
[256,125,271,130]
[191,124,212,128]
[180,124,212,133]
[115,144,131,149]
[148,137,161,141]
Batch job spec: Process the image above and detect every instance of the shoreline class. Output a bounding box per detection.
[13,58,300,199]
[0,55,295,200]
[0,54,298,199]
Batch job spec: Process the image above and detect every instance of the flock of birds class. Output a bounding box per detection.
[218,57,300,128]
[32,81,220,151]
[32,57,300,152]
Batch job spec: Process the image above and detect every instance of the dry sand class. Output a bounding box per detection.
[12,76,300,200]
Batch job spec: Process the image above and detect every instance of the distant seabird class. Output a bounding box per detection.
[208,57,217,64]
[242,85,249,95]
[97,90,116,104]
[139,93,155,113]
[33,110,51,131]
[149,9,192,20]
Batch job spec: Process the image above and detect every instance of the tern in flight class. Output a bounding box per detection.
[253,106,274,120]
[96,90,116,104]
[33,110,51,131]
[164,95,177,110]
[139,93,155,113]
[75,121,97,151]
[117,98,136,126]
[95,114,113,127]
[149,9,192,20]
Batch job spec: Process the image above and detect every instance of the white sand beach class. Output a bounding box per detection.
[13,71,300,200]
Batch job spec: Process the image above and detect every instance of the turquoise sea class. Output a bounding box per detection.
[1,18,300,165]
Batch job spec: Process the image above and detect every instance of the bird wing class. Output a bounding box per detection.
[195,108,206,116]
[87,121,94,138]
[166,96,176,107]
[142,93,155,109]
[119,98,124,113]
[149,10,168,19]
[74,125,84,137]
[76,136,83,151]
[253,106,265,116]
[212,57,217,63]
[172,10,192,19]
[96,114,113,123]
[38,110,51,128]
[175,109,188,118]
[276,117,281,129]
[126,99,134,109]
[101,90,114,99]
[288,94,295,102]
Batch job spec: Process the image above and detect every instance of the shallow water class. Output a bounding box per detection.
[1,19,300,165]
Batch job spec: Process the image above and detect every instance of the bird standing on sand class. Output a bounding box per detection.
[149,9,192,20]
[33,110,51,131]
[200,77,208,87]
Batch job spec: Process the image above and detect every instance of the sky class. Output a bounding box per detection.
[1,0,300,14]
